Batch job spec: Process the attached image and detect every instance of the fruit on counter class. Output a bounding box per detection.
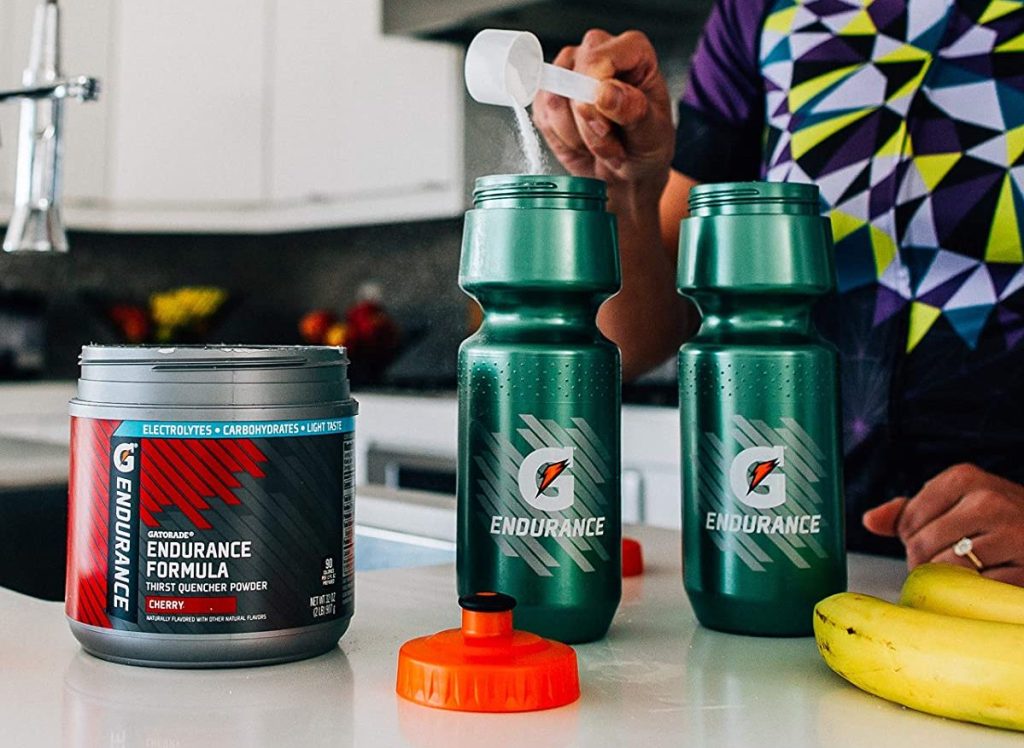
[107,304,150,343]
[99,286,230,344]
[900,563,1024,625]
[299,309,339,345]
[323,321,351,347]
[344,282,399,353]
[813,592,1024,731]
[296,283,399,359]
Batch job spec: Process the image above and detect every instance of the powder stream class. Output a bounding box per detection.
[512,103,547,174]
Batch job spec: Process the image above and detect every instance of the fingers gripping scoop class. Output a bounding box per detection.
[465,29,598,107]
[396,593,580,712]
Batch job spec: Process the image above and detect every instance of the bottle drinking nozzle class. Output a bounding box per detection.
[465,29,599,107]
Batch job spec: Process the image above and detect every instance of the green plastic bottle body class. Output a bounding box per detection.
[679,319,846,636]
[678,182,847,637]
[457,175,622,644]
[458,335,621,643]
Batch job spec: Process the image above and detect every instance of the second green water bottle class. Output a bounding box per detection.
[678,181,847,636]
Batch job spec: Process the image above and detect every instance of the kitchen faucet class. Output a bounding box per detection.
[0,0,99,253]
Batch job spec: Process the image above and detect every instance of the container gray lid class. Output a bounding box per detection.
[74,345,355,411]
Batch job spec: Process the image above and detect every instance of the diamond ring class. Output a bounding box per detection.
[953,536,983,570]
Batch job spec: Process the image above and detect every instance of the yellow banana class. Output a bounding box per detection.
[900,563,1024,625]
[814,592,1024,731]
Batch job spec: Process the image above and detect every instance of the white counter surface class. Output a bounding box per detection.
[0,383,73,489]
[1,526,1019,748]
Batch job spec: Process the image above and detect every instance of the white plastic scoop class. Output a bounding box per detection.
[465,29,599,107]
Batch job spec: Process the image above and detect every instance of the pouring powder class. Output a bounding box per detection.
[511,102,547,175]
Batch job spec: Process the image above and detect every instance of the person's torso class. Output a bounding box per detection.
[754,0,1024,549]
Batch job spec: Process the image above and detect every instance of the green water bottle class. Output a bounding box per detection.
[677,182,847,636]
[457,174,621,644]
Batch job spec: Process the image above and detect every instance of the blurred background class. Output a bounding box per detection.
[0,0,710,391]
[0,0,712,599]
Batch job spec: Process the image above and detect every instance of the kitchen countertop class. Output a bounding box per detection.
[0,382,72,489]
[1,525,1019,748]
[0,435,68,489]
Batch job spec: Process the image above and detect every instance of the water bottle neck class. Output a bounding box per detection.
[473,288,604,339]
[692,292,819,338]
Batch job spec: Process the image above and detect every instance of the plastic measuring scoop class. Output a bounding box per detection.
[465,29,599,107]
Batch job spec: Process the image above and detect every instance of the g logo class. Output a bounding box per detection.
[114,442,138,473]
[517,446,574,512]
[729,446,785,509]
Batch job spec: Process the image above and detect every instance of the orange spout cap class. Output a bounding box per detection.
[396,592,580,712]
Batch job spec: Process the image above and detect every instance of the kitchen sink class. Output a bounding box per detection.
[0,485,454,601]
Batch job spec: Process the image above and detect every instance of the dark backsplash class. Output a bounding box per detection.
[0,218,466,379]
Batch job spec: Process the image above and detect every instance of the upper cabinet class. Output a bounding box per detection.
[269,0,463,227]
[105,1,268,208]
[0,0,464,233]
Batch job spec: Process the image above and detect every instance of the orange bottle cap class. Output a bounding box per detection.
[396,592,580,712]
[622,537,644,577]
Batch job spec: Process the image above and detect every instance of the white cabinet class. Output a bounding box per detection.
[269,0,463,226]
[0,0,463,233]
[106,1,267,206]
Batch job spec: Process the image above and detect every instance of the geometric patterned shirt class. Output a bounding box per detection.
[673,0,1024,552]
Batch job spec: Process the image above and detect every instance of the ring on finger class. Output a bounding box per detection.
[953,536,984,570]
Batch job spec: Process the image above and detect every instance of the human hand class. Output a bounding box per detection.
[863,464,1024,585]
[532,30,675,212]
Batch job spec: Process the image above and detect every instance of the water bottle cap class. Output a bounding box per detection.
[395,592,581,712]
[460,173,619,294]
[472,173,606,207]
[687,181,821,216]
[678,181,835,295]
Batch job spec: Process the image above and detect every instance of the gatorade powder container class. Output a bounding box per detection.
[457,174,622,644]
[65,345,357,667]
[677,182,847,636]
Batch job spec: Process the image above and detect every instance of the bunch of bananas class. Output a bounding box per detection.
[814,564,1024,731]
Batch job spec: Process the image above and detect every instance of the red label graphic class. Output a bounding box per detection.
[66,417,118,628]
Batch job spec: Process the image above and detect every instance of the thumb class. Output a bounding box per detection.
[595,79,648,128]
[862,497,908,537]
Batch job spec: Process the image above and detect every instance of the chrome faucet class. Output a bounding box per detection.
[0,0,99,253]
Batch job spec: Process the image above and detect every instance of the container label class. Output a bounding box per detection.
[67,417,355,635]
[699,415,829,571]
[473,413,614,576]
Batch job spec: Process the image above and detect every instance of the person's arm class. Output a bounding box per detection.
[533,3,767,380]
[598,169,697,380]
[532,30,694,381]
[863,464,1024,585]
